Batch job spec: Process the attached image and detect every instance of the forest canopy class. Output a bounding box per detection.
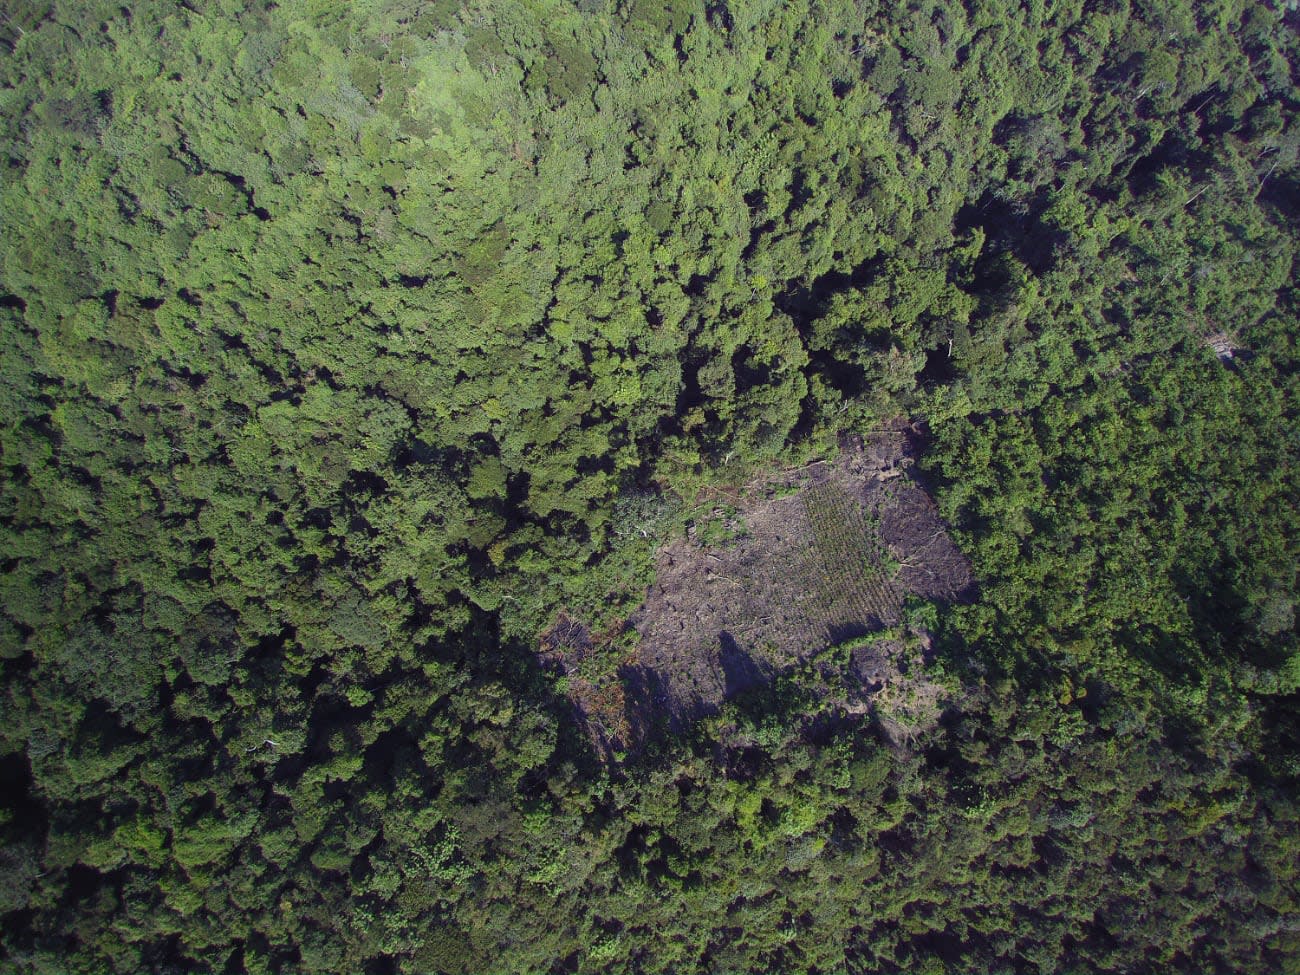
[1,0,1299,971]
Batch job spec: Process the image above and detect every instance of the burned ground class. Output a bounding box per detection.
[540,422,973,756]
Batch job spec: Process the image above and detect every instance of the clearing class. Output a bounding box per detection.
[539,421,972,755]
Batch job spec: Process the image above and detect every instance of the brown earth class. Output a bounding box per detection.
[539,421,972,756]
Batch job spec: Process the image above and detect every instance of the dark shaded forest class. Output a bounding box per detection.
[1,0,1299,971]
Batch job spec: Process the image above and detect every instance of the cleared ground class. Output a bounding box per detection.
[540,422,972,753]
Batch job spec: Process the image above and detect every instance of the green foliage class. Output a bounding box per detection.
[1,0,1298,972]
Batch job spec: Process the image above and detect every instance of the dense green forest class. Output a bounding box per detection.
[2,0,1300,970]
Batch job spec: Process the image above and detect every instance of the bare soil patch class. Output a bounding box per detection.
[540,421,972,755]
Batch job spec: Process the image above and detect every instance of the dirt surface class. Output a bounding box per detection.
[540,421,972,755]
